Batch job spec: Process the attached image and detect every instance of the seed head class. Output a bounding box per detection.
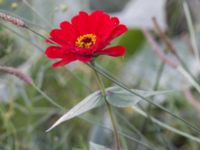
[0,12,26,27]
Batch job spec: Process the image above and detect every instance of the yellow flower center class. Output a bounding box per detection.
[75,34,96,48]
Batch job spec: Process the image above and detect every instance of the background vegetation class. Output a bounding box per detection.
[1,0,200,149]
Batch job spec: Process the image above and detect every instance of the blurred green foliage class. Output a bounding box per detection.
[0,27,13,58]
[0,0,200,149]
[118,29,145,59]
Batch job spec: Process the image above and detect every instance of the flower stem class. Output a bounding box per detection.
[105,100,121,150]
[91,62,121,150]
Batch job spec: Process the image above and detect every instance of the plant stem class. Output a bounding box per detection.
[105,100,121,150]
[87,63,200,134]
[152,16,200,92]
[133,105,200,144]
[91,62,121,150]
[25,26,60,47]
[141,61,165,132]
[31,83,65,110]
[139,61,171,149]
[183,1,200,68]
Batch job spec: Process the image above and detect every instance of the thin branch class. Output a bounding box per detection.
[0,66,33,85]
[142,27,177,68]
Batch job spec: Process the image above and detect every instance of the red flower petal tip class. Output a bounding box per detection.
[45,10,128,67]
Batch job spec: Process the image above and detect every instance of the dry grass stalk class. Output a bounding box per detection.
[152,17,177,55]
[0,66,33,85]
[142,27,177,68]
[0,12,26,27]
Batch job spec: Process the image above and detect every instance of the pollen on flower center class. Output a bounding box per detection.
[75,34,96,48]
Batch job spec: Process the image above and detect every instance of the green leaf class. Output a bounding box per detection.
[118,29,145,58]
[89,142,112,150]
[46,91,104,132]
[106,86,175,107]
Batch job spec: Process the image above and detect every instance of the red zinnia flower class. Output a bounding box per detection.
[45,10,127,67]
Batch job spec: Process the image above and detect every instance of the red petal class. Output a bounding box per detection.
[60,21,77,41]
[88,10,108,33]
[50,29,75,45]
[90,12,126,47]
[111,17,119,25]
[71,11,89,35]
[108,24,128,40]
[49,29,69,45]
[45,46,65,58]
[98,25,128,50]
[60,21,73,30]
[52,55,77,68]
[95,14,114,38]
[77,56,93,62]
[97,46,126,57]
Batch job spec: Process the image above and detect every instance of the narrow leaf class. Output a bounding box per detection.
[106,86,175,107]
[46,91,103,132]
